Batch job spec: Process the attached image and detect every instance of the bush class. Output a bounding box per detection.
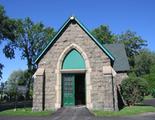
[121,77,148,106]
[151,89,155,98]
[143,68,155,97]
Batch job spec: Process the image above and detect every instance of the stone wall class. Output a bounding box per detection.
[33,21,115,111]
[32,68,45,111]
[115,72,128,86]
[114,72,128,110]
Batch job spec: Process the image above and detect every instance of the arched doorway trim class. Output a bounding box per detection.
[55,43,92,109]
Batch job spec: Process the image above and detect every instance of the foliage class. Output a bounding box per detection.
[144,95,154,100]
[91,25,116,44]
[2,18,55,99]
[117,30,147,57]
[3,70,31,101]
[134,49,155,76]
[140,52,155,97]
[3,17,55,72]
[0,5,18,79]
[143,64,155,97]
[92,106,155,117]
[116,30,147,68]
[4,70,25,97]
[0,82,4,101]
[0,5,17,41]
[143,69,155,90]
[0,108,53,116]
[92,27,147,74]
[150,88,155,98]
[121,77,148,106]
[0,63,4,80]
[22,70,33,99]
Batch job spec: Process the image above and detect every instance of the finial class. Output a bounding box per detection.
[70,16,74,20]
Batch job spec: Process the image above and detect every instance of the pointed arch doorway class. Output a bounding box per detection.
[55,44,92,109]
[61,49,86,107]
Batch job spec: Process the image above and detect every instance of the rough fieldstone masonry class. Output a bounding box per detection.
[33,17,129,111]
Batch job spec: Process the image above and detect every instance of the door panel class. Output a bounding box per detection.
[62,74,75,106]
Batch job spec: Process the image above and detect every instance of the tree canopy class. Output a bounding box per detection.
[0,5,18,80]
[0,5,17,41]
[3,17,55,72]
[2,17,55,99]
[117,30,147,57]
[134,49,155,76]
[142,52,155,97]
[116,30,147,68]
[91,25,116,44]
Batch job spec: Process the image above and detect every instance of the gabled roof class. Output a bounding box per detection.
[35,16,115,63]
[104,44,130,72]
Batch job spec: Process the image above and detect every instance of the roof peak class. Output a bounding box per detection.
[35,16,115,63]
[70,16,75,20]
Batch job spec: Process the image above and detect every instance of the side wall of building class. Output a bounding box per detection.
[115,72,128,86]
[114,72,128,110]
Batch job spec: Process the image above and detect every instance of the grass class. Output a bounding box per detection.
[144,95,154,100]
[0,108,53,116]
[1,105,155,117]
[92,106,155,117]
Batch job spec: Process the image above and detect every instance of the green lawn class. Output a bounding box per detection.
[92,106,155,117]
[144,95,154,100]
[0,108,53,116]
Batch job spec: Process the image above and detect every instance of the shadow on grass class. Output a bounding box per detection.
[143,100,155,107]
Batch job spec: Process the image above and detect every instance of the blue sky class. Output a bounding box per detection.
[0,0,155,82]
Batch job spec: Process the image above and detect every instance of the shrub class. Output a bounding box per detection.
[151,89,155,98]
[143,70,155,97]
[121,77,148,106]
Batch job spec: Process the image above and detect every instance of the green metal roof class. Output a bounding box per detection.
[104,44,130,72]
[35,16,115,63]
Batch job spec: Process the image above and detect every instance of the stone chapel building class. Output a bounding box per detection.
[33,16,130,111]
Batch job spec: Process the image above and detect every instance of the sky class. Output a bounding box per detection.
[0,0,155,83]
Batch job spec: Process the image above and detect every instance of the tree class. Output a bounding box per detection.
[4,71,20,102]
[121,77,148,106]
[143,70,155,97]
[143,57,155,97]
[134,49,155,76]
[92,25,116,44]
[3,17,55,72]
[3,18,55,99]
[0,5,18,80]
[22,70,33,99]
[116,30,147,68]
[0,5,17,41]
[4,70,28,101]
[4,70,27,109]
[0,82,4,102]
[0,64,3,80]
[6,70,25,92]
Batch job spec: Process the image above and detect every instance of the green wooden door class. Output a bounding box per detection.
[62,74,75,106]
